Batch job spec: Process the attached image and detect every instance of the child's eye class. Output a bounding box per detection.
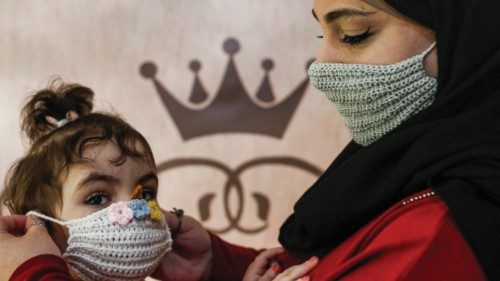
[142,189,156,201]
[341,28,373,46]
[85,193,110,205]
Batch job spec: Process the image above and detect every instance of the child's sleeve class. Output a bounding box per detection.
[208,232,264,281]
[9,254,71,281]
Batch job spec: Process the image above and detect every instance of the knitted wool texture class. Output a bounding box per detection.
[28,200,172,281]
[308,43,438,146]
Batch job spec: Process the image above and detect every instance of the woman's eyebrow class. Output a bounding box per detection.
[312,8,375,24]
[77,172,119,190]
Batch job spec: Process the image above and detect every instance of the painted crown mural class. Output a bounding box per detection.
[140,38,321,234]
[140,38,313,140]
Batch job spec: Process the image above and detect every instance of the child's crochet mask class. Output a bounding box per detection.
[308,43,438,146]
[28,199,172,281]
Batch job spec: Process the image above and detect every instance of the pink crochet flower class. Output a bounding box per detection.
[107,201,134,226]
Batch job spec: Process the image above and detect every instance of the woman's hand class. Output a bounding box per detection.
[0,214,62,280]
[151,209,213,281]
[243,248,284,281]
[243,248,319,281]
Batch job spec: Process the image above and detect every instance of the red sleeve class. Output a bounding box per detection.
[309,193,487,281]
[336,216,486,281]
[208,232,263,281]
[9,254,71,281]
[401,216,487,281]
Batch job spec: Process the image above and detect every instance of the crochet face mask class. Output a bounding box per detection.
[308,43,438,146]
[28,199,172,281]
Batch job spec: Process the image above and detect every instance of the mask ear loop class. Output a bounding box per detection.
[417,42,438,80]
[26,210,67,226]
[420,42,437,59]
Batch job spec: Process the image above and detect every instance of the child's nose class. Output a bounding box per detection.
[115,185,143,202]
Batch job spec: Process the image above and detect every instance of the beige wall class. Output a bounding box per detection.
[0,0,350,250]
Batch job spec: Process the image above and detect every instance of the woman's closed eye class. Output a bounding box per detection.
[341,28,373,46]
[316,28,374,46]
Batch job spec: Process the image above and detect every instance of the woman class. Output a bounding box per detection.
[4,0,500,280]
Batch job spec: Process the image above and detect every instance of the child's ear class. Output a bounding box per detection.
[49,223,69,254]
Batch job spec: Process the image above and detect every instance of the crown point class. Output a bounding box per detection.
[189,60,202,72]
[262,59,274,72]
[306,58,315,72]
[140,62,157,79]
[223,38,240,55]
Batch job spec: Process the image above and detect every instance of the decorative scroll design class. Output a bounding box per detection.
[157,156,322,234]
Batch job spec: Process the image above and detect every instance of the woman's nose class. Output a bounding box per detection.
[316,38,341,63]
[315,40,337,63]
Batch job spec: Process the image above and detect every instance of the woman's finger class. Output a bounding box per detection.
[24,215,47,234]
[258,262,281,281]
[162,209,177,231]
[0,215,27,236]
[254,248,285,264]
[249,248,284,277]
[275,256,319,281]
[243,248,285,281]
[162,208,189,236]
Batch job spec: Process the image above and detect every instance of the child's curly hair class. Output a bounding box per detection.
[1,79,156,223]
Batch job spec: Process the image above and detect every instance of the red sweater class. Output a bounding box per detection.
[9,254,70,281]
[10,189,487,281]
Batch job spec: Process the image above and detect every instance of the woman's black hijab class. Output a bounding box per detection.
[279,0,500,279]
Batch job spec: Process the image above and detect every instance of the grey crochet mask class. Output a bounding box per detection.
[308,43,437,146]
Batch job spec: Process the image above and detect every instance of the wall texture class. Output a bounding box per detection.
[0,0,351,250]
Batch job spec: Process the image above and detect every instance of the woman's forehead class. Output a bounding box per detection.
[360,0,407,18]
[312,0,381,22]
[314,0,403,17]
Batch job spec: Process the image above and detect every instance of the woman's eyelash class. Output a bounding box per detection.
[341,28,373,46]
[316,29,373,45]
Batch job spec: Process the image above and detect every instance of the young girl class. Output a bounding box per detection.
[1,80,172,280]
[2,79,312,281]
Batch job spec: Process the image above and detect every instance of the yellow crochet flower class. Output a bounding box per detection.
[147,200,163,223]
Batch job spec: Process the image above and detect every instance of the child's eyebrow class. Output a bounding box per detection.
[77,172,119,189]
[137,172,158,184]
